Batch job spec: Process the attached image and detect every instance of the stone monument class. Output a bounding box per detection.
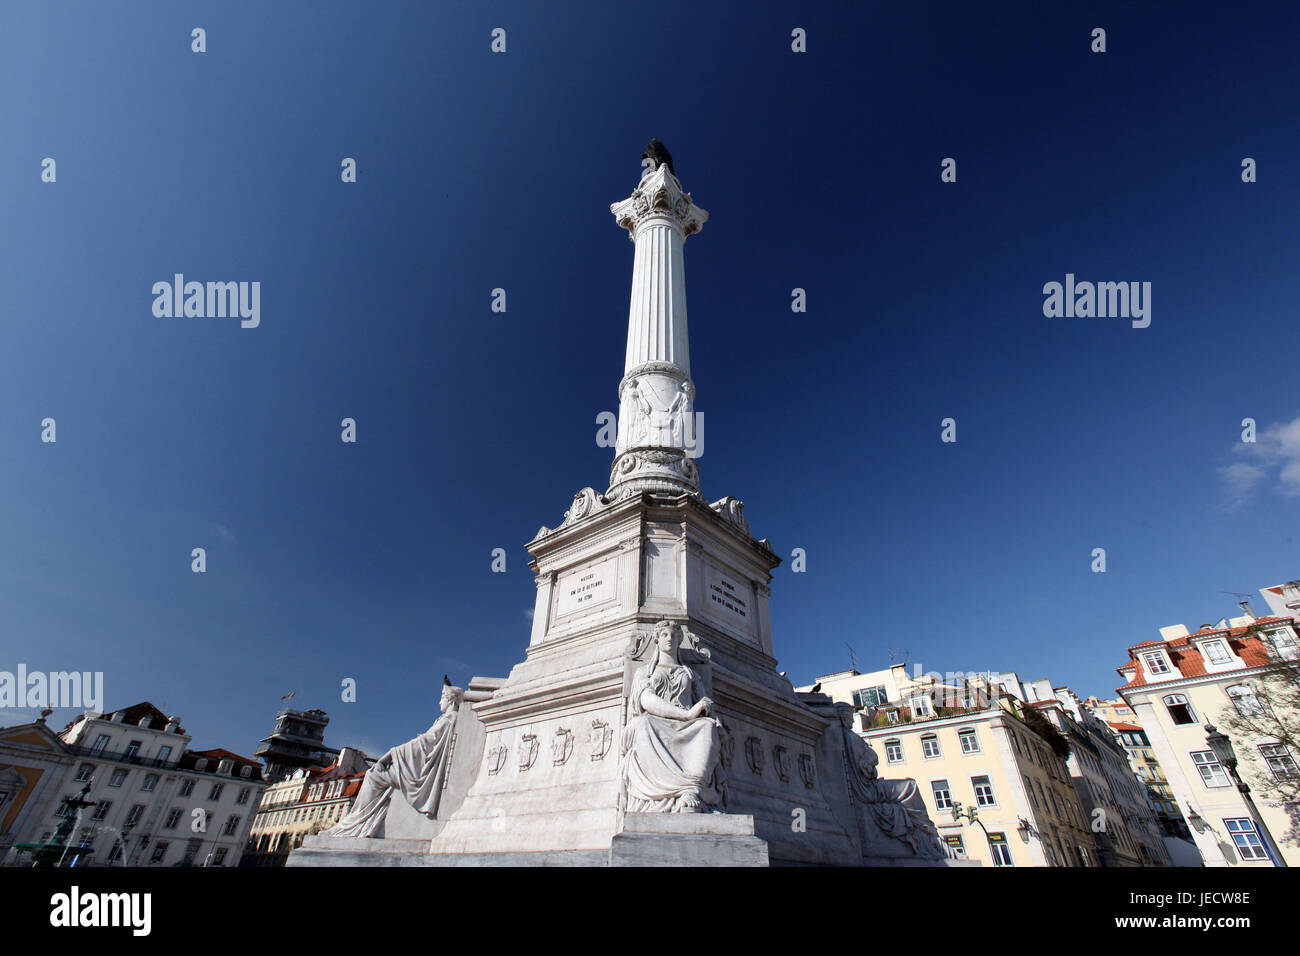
[290,142,950,867]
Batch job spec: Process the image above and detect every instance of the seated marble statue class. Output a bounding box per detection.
[620,621,726,812]
[327,680,462,838]
[838,708,947,859]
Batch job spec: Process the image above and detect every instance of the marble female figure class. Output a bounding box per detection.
[620,621,726,812]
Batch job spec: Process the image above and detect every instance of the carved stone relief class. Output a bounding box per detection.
[518,733,539,772]
[552,727,574,766]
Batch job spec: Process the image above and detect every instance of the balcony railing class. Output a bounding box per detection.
[67,745,176,769]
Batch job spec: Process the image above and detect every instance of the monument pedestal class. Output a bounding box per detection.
[610,813,768,867]
[288,834,431,867]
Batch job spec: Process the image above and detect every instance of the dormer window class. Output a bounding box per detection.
[909,696,933,717]
[1267,627,1300,660]
[1142,651,1171,677]
[1201,639,1231,665]
[194,758,208,772]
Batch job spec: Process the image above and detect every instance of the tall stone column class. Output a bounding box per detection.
[607,159,708,500]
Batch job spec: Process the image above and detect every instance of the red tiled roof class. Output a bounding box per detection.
[1117,617,1294,691]
[1108,721,1143,732]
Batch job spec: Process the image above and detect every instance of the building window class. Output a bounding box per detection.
[164,808,183,829]
[931,779,952,810]
[972,775,996,807]
[90,734,110,756]
[240,765,253,779]
[1009,733,1022,756]
[958,728,980,754]
[921,734,942,758]
[1024,775,1039,808]
[1259,743,1300,781]
[141,774,159,792]
[54,795,74,818]
[178,779,194,797]
[1267,627,1300,660]
[108,769,127,788]
[212,847,228,866]
[236,787,251,805]
[1142,652,1170,676]
[123,740,142,761]
[125,804,144,826]
[155,745,173,767]
[208,783,224,801]
[910,696,933,717]
[853,686,888,708]
[106,840,124,864]
[1225,684,1265,717]
[884,739,903,763]
[74,763,94,782]
[988,833,1014,866]
[1191,750,1231,788]
[1224,818,1270,861]
[1201,640,1231,665]
[223,815,241,836]
[1163,694,1197,725]
[944,833,967,859]
[150,841,169,864]
[92,800,111,821]
[887,711,900,724]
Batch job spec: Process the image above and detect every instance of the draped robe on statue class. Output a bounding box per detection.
[841,720,946,858]
[328,711,455,838]
[621,662,725,812]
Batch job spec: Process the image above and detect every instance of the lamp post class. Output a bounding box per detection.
[1204,723,1287,867]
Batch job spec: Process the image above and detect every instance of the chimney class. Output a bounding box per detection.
[1239,600,1256,620]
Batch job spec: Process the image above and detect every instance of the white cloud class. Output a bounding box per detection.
[1221,414,1300,505]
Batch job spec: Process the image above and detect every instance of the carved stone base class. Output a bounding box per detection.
[609,813,769,867]
[288,834,432,867]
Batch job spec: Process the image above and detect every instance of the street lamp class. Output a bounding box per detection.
[1203,723,1288,867]
[1017,817,1038,844]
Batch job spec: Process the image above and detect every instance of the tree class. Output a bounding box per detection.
[1216,620,1300,847]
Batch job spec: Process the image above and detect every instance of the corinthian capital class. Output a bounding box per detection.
[610,165,708,240]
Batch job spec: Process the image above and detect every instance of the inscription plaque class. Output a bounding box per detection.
[556,557,618,617]
[706,566,750,626]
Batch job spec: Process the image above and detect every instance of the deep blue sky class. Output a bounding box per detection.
[2,2,1297,757]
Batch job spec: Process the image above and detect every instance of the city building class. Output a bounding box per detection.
[1259,580,1300,619]
[243,747,370,866]
[1115,603,1300,867]
[0,702,267,866]
[1013,681,1171,866]
[799,665,1099,867]
[254,707,340,782]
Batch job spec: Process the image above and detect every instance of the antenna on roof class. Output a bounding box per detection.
[886,648,910,665]
[845,644,860,672]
